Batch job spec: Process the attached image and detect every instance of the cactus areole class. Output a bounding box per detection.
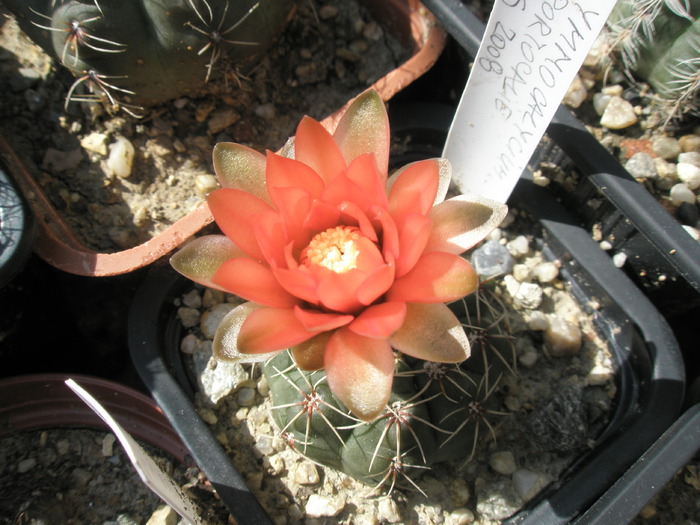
[3,0,297,108]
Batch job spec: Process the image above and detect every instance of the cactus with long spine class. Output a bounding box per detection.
[605,0,700,119]
[262,290,514,491]
[0,0,296,113]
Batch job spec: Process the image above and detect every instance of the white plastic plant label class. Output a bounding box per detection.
[444,0,617,203]
[65,379,202,525]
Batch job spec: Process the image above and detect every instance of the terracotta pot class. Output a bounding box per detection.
[0,373,189,464]
[0,0,445,277]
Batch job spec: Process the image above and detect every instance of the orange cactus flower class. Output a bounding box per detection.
[171,90,507,421]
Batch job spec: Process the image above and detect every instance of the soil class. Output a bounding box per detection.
[0,0,409,252]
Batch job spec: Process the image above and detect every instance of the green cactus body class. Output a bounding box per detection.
[262,295,513,490]
[1,0,296,108]
[607,0,700,117]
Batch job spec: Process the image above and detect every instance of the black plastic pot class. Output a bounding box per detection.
[127,166,685,525]
[0,157,35,288]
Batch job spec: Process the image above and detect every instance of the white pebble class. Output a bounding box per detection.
[587,364,614,386]
[145,504,178,525]
[377,498,402,523]
[101,433,116,457]
[305,494,345,518]
[450,508,475,524]
[519,350,539,368]
[512,469,548,502]
[176,306,200,329]
[677,163,700,189]
[106,136,135,178]
[563,75,587,108]
[678,151,700,167]
[592,92,611,115]
[512,263,531,282]
[80,132,108,156]
[507,235,530,257]
[200,303,236,339]
[545,317,581,356]
[180,333,200,354]
[181,289,201,308]
[532,261,559,283]
[195,174,219,194]
[489,451,517,475]
[600,96,637,129]
[612,252,627,268]
[527,310,548,331]
[670,183,696,206]
[505,275,543,309]
[599,240,613,251]
[293,461,320,485]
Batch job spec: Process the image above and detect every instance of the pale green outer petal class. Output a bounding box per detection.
[425,193,509,254]
[170,235,246,292]
[213,302,281,363]
[212,142,271,204]
[389,302,470,363]
[386,158,451,205]
[279,136,295,159]
[333,90,390,173]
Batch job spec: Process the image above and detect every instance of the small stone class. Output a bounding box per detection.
[507,235,530,257]
[71,467,93,486]
[670,183,697,206]
[587,364,614,386]
[257,374,269,397]
[181,289,202,308]
[177,306,200,329]
[254,103,276,120]
[677,163,700,189]
[305,494,345,518]
[601,84,624,97]
[592,92,611,115]
[56,439,70,455]
[519,350,539,368]
[512,263,531,282]
[678,202,699,226]
[18,457,37,473]
[377,498,402,523]
[638,503,657,519]
[527,310,548,331]
[208,107,240,135]
[145,505,178,525]
[449,477,471,506]
[527,383,587,452]
[475,477,522,520]
[625,152,657,180]
[102,433,116,456]
[612,252,627,268]
[200,303,236,339]
[652,136,681,160]
[318,4,338,18]
[202,288,225,308]
[471,240,515,278]
[194,342,247,405]
[654,158,678,190]
[678,151,700,167]
[512,469,548,502]
[293,461,320,485]
[106,136,135,178]
[679,134,700,153]
[563,75,587,108]
[195,174,219,194]
[237,387,256,407]
[532,261,559,283]
[81,132,109,156]
[489,451,517,475]
[544,317,581,356]
[450,508,475,524]
[504,275,543,309]
[600,96,638,129]
[180,333,199,354]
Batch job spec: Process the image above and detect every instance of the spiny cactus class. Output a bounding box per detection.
[262,289,514,492]
[606,0,700,120]
[1,0,296,114]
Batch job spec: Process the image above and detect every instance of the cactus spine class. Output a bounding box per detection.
[262,289,515,491]
[1,0,296,113]
[606,0,700,119]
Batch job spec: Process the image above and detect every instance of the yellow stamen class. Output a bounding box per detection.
[303,226,362,273]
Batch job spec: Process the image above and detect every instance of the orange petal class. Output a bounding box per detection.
[291,332,333,371]
[390,303,470,363]
[370,206,399,261]
[207,188,273,260]
[304,199,342,231]
[293,305,353,332]
[273,267,320,305]
[170,235,246,292]
[339,201,378,242]
[269,186,312,249]
[213,302,281,363]
[388,159,440,226]
[237,307,315,354]
[266,152,325,206]
[325,328,394,421]
[252,212,288,268]
[321,171,370,210]
[316,269,366,313]
[345,153,388,208]
[356,262,395,306]
[348,301,406,338]
[333,90,390,176]
[425,194,509,254]
[388,158,452,206]
[388,252,478,303]
[212,142,270,203]
[213,258,298,307]
[395,213,432,278]
[294,116,346,184]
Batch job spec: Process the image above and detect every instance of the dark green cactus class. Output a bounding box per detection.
[606,0,700,119]
[1,0,296,112]
[262,291,514,491]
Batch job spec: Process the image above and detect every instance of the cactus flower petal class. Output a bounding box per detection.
[170,235,246,292]
[388,252,479,303]
[425,194,509,254]
[325,328,394,421]
[390,302,470,363]
[213,143,269,203]
[173,89,505,422]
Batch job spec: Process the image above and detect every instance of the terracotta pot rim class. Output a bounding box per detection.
[0,0,446,277]
[0,373,190,464]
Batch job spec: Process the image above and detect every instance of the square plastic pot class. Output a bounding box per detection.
[127,167,685,524]
[0,0,446,277]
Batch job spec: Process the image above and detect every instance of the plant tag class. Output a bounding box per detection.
[443,0,617,203]
[65,379,202,525]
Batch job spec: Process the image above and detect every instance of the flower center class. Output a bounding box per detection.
[303,226,362,273]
